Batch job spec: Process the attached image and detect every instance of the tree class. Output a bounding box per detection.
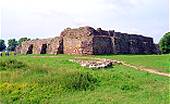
[18,37,30,45]
[159,32,170,54]
[7,39,18,51]
[0,39,6,51]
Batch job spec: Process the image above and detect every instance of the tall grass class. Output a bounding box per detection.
[0,59,28,71]
[0,55,169,104]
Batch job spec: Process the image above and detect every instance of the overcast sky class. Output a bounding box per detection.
[0,0,169,44]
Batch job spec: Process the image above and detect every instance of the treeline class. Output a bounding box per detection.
[159,32,170,54]
[0,37,30,52]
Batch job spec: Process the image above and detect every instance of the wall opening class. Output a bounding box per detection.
[40,44,47,54]
[26,44,33,54]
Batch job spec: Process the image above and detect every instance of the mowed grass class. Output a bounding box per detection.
[96,54,170,73]
[0,54,169,104]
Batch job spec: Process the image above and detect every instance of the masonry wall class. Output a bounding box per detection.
[20,41,34,54]
[20,39,52,54]
[92,28,159,54]
[47,37,63,54]
[92,35,113,54]
[61,27,95,55]
[16,26,160,55]
[113,32,158,54]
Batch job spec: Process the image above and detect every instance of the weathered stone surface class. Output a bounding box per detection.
[69,58,122,69]
[16,26,160,55]
[20,39,52,54]
[61,26,95,55]
[15,45,22,54]
[93,35,113,54]
[47,37,63,54]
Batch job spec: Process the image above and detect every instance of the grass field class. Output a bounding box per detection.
[97,54,170,73]
[0,54,170,104]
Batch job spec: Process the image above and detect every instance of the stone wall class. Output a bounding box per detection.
[61,27,95,55]
[16,26,160,55]
[20,39,51,54]
[19,38,64,55]
[61,27,115,55]
[47,37,63,54]
[113,32,158,54]
[93,35,113,54]
[94,28,159,54]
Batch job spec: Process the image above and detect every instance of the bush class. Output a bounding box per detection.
[0,59,27,70]
[159,32,170,54]
[9,52,15,56]
[2,52,6,56]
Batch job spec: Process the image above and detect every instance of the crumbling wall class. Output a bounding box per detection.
[19,39,52,54]
[20,40,34,54]
[32,39,51,54]
[92,36,113,55]
[16,26,160,55]
[47,37,63,54]
[61,27,115,55]
[61,27,95,55]
[112,32,158,54]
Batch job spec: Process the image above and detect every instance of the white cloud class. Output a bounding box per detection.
[0,0,169,43]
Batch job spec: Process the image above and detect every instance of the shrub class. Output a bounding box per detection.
[2,52,6,56]
[9,52,15,56]
[0,59,27,70]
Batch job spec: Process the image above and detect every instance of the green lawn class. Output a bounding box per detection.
[0,54,169,104]
[96,54,170,73]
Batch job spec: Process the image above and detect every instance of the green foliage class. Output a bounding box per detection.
[98,54,170,73]
[7,39,18,51]
[159,32,170,54]
[62,72,99,91]
[18,37,30,45]
[120,83,141,91]
[1,52,6,56]
[0,59,27,70]
[9,52,15,56]
[0,55,169,104]
[0,39,6,51]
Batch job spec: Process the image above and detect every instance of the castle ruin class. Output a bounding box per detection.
[15,26,160,55]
